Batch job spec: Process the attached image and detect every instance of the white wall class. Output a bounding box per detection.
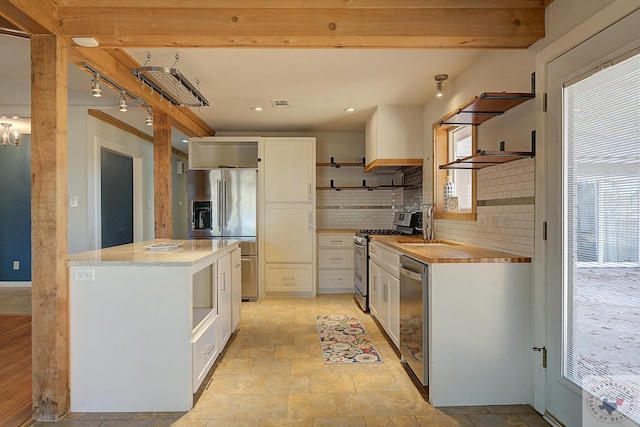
[67,109,155,254]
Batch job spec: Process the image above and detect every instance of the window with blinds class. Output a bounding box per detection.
[563,48,640,419]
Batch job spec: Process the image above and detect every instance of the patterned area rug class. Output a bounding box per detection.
[316,314,383,364]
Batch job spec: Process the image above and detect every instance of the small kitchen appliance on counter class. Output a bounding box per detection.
[353,211,422,312]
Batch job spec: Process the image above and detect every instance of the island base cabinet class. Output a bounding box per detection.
[428,262,530,407]
[265,264,313,293]
[70,266,192,412]
[191,316,218,393]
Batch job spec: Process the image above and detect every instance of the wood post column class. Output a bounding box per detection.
[30,34,69,422]
[153,113,172,239]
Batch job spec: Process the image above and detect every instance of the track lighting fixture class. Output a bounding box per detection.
[145,109,153,126]
[118,90,128,112]
[435,74,448,98]
[91,72,102,97]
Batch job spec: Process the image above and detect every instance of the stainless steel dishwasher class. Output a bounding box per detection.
[399,255,428,386]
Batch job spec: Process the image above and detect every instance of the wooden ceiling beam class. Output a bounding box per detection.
[54,7,545,49]
[56,0,549,8]
[68,46,215,137]
[0,0,59,35]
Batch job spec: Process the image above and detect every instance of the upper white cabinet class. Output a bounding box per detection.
[260,137,316,296]
[364,106,423,172]
[189,136,260,169]
[263,138,314,202]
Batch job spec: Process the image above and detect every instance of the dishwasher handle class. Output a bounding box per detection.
[400,266,423,281]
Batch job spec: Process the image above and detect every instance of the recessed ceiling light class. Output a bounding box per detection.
[252,107,264,112]
[344,107,357,113]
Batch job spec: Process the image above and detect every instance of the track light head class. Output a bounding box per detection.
[91,72,102,97]
[145,110,153,126]
[118,91,128,112]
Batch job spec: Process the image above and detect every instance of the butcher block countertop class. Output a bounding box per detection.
[371,235,531,264]
[68,239,239,266]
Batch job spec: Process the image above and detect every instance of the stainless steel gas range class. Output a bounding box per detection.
[353,212,422,312]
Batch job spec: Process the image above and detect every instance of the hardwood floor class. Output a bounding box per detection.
[0,315,32,427]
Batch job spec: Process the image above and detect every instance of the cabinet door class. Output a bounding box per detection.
[231,247,241,332]
[368,261,380,318]
[217,253,232,348]
[388,274,400,347]
[263,138,314,203]
[378,268,391,333]
[264,204,313,263]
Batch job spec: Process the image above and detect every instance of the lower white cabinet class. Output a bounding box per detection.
[217,252,232,349]
[68,241,241,412]
[231,247,242,331]
[265,264,313,293]
[369,241,400,348]
[191,315,218,393]
[317,233,354,293]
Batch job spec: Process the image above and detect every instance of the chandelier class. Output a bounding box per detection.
[1,123,20,147]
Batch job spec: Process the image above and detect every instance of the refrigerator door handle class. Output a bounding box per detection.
[217,179,223,230]
[223,178,227,227]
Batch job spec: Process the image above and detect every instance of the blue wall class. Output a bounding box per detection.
[0,135,31,281]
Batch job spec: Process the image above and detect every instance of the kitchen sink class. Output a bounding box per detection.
[402,242,448,247]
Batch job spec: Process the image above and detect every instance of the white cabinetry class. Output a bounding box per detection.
[368,240,400,347]
[68,241,239,412]
[231,247,241,331]
[317,233,353,293]
[217,251,232,349]
[364,106,423,172]
[261,137,316,296]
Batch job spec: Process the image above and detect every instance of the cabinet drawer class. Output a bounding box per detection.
[265,264,313,293]
[319,270,354,290]
[318,249,354,269]
[191,316,218,393]
[318,234,352,247]
[378,246,400,276]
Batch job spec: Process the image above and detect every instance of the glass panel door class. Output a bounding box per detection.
[545,9,640,426]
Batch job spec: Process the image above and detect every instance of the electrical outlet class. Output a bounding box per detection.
[13,261,19,270]
[74,268,95,281]
[501,216,512,228]
[491,215,501,227]
[477,215,487,226]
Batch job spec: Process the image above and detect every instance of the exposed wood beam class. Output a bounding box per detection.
[30,34,69,422]
[68,47,214,138]
[54,6,545,49]
[4,1,549,49]
[153,113,173,239]
[0,0,59,35]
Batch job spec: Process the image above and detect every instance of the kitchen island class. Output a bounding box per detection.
[68,239,241,412]
[369,236,531,408]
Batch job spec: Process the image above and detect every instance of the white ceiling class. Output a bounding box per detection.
[1,34,486,151]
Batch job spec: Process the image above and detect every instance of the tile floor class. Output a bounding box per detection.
[30,294,548,427]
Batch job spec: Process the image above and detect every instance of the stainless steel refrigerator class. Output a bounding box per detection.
[187,169,258,301]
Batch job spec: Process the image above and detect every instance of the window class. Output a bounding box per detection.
[433,124,477,219]
[563,48,640,420]
[448,126,473,212]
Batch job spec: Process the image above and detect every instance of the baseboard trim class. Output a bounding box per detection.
[0,282,32,288]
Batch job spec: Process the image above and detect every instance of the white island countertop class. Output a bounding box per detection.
[68,239,240,267]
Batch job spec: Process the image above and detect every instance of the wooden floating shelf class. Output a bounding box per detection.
[439,130,536,170]
[439,92,535,126]
[439,151,535,170]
